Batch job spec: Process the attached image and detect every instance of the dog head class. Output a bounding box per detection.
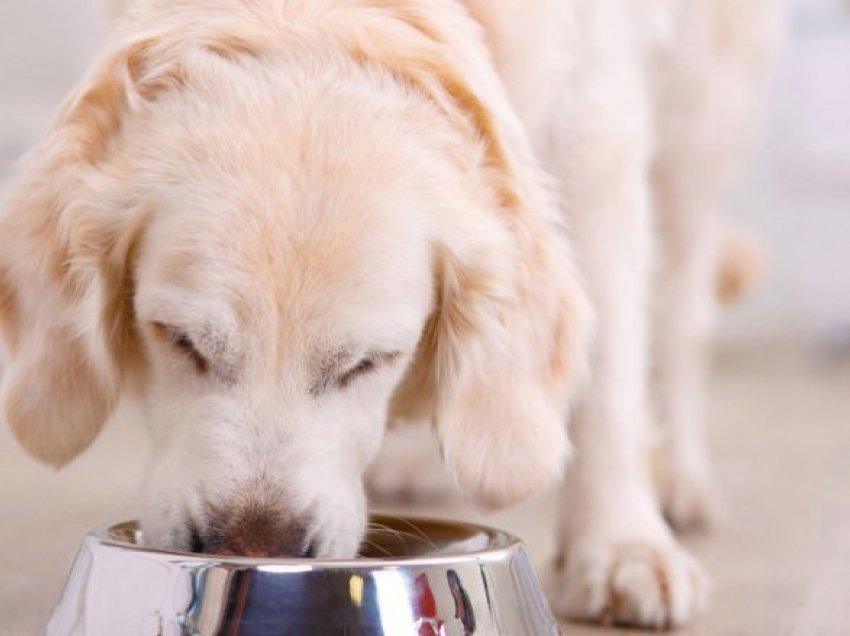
[0,5,590,557]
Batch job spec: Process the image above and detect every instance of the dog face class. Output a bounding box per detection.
[0,7,590,557]
[130,68,438,555]
[135,198,432,557]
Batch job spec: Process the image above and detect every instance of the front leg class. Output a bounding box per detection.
[544,109,708,629]
[650,169,721,532]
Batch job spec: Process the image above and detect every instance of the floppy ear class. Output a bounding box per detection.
[364,8,594,508]
[0,33,168,467]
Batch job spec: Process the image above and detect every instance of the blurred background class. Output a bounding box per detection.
[0,0,848,634]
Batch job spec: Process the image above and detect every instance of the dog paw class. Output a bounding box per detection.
[365,425,453,503]
[547,535,709,629]
[658,462,718,532]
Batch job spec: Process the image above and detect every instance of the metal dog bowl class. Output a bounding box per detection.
[47,514,559,635]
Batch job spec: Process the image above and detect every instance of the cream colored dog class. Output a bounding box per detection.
[0,0,776,628]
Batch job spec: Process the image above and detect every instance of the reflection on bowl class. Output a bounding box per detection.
[47,514,559,635]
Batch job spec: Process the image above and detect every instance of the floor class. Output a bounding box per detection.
[2,343,848,635]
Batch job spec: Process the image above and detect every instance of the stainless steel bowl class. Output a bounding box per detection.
[47,514,559,635]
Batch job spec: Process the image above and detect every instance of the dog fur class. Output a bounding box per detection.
[0,0,777,627]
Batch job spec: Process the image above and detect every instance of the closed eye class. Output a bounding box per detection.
[337,357,378,389]
[312,350,402,396]
[153,322,208,373]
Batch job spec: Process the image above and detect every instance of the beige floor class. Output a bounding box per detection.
[1,343,849,635]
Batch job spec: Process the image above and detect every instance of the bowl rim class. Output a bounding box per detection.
[89,513,525,569]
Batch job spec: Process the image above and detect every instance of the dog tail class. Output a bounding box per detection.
[715,218,767,308]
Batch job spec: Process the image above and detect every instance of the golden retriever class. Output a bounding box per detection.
[0,0,777,627]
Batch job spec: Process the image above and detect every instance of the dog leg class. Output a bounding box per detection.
[547,164,710,627]
[647,0,777,530]
[541,10,708,623]
[544,119,709,629]
[650,161,722,532]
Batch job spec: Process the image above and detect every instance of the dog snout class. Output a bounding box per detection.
[192,505,314,558]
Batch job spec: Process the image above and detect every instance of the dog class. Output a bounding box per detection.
[0,0,777,627]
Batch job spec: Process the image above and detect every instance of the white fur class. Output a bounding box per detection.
[0,0,776,626]
[376,0,777,627]
[1,0,589,559]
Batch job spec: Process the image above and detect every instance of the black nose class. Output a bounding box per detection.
[191,505,314,558]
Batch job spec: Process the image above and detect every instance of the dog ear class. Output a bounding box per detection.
[0,33,172,467]
[371,9,594,508]
[394,230,591,510]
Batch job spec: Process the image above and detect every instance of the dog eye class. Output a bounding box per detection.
[336,351,401,390]
[337,357,377,389]
[153,322,208,373]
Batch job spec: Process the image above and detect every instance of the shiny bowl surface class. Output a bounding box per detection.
[47,514,559,635]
